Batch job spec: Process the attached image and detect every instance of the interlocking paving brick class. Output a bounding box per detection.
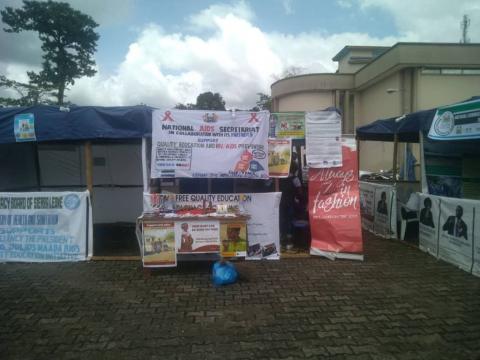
[0,231,479,359]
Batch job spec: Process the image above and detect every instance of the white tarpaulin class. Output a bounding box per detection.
[0,191,93,262]
[143,192,281,260]
[151,110,270,179]
[305,111,342,168]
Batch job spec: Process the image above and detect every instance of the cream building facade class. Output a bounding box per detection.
[271,43,480,171]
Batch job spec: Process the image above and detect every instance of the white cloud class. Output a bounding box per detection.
[282,0,294,15]
[358,0,480,42]
[4,0,479,109]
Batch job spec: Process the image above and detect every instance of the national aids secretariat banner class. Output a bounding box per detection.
[0,191,93,262]
[308,139,363,260]
[151,109,269,179]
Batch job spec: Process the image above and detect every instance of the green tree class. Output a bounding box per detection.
[195,92,226,110]
[0,75,55,106]
[1,0,99,105]
[255,92,272,111]
[174,102,196,110]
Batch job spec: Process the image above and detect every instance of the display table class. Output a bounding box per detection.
[137,213,250,268]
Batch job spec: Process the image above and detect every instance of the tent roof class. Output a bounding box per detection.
[356,96,480,142]
[0,105,153,144]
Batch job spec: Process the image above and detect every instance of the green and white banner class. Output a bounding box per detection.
[428,98,480,140]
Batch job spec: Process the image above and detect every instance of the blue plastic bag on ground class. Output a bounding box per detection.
[212,261,238,286]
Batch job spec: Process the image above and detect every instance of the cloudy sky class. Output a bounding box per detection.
[1,0,479,109]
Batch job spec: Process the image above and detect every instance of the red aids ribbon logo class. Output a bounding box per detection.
[162,111,174,122]
[248,112,259,123]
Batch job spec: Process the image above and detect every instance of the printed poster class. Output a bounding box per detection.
[271,112,305,139]
[359,182,375,231]
[0,191,93,262]
[428,98,480,140]
[151,109,269,179]
[305,111,342,168]
[174,220,220,253]
[418,194,440,257]
[473,211,480,277]
[268,138,291,178]
[142,221,176,267]
[308,138,363,259]
[14,113,36,142]
[144,192,281,260]
[220,222,247,258]
[438,198,474,272]
[374,187,393,237]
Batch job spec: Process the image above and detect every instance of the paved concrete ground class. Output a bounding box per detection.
[1,232,479,360]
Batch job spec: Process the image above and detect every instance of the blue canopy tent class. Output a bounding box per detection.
[0,106,154,233]
[0,105,152,144]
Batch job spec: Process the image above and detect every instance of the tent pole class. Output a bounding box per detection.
[356,138,360,175]
[34,143,42,191]
[85,141,94,198]
[275,178,279,192]
[141,137,149,193]
[392,134,398,183]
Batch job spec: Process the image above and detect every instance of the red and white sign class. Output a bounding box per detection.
[308,139,363,260]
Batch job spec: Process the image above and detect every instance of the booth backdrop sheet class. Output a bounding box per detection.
[359,182,397,239]
[143,192,281,260]
[151,110,269,179]
[418,193,479,276]
[0,191,92,262]
[308,139,363,258]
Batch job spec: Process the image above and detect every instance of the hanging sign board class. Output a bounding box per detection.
[268,138,292,178]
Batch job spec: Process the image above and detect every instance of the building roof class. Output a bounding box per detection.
[332,45,390,61]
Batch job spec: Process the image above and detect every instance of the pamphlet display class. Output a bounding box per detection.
[305,111,342,168]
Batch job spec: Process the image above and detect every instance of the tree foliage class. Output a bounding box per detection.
[174,92,226,111]
[255,92,272,111]
[0,75,55,106]
[195,92,226,110]
[1,0,99,105]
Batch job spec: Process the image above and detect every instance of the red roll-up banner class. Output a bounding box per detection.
[308,139,363,260]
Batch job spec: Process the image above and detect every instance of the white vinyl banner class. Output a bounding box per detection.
[151,109,270,179]
[143,192,281,260]
[418,194,440,257]
[359,182,397,239]
[0,191,93,262]
[439,197,474,272]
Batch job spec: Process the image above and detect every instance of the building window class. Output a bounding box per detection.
[422,67,480,75]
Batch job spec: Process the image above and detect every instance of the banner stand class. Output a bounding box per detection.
[310,248,364,261]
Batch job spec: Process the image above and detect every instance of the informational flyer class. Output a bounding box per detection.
[142,221,176,267]
[151,109,269,179]
[220,222,247,258]
[268,138,291,178]
[305,111,342,168]
[0,191,93,262]
[174,220,220,253]
[14,113,36,142]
